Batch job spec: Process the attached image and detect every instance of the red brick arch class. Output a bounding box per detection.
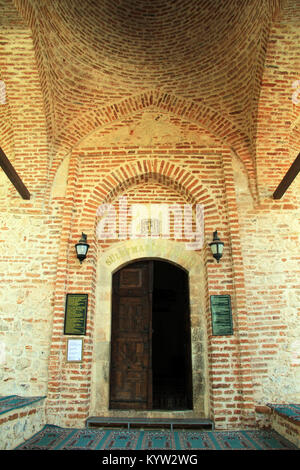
[0,78,15,162]
[50,90,256,197]
[77,158,219,235]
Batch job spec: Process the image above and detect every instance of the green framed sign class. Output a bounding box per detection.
[210,295,233,336]
[64,293,88,335]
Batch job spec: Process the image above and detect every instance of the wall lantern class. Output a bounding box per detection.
[209,231,224,263]
[75,233,90,264]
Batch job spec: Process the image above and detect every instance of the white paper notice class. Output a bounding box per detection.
[67,339,83,362]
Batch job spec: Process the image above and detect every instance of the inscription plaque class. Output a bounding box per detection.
[210,295,233,336]
[64,293,88,335]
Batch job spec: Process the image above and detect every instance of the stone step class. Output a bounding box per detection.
[86,416,214,431]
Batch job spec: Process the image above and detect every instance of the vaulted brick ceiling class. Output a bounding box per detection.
[13,0,281,149]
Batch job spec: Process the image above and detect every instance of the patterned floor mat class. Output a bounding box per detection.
[14,425,298,450]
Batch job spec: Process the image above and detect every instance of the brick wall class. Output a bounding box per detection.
[43,111,257,428]
[238,0,300,408]
[0,5,61,397]
[0,0,299,433]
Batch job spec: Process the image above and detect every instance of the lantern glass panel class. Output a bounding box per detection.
[77,244,88,255]
[211,243,218,254]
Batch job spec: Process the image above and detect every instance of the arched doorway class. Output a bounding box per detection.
[109,259,193,410]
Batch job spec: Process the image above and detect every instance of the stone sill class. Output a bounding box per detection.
[0,396,46,450]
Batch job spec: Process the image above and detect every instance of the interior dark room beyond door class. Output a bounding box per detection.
[109,259,193,411]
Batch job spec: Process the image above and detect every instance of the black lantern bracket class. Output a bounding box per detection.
[209,230,224,263]
[75,232,90,264]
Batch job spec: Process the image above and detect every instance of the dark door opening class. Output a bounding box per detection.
[152,261,193,410]
[109,259,193,411]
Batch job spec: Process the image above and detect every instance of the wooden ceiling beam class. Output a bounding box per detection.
[0,146,30,200]
[273,152,300,200]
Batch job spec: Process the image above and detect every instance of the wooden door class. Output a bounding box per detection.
[109,261,153,409]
